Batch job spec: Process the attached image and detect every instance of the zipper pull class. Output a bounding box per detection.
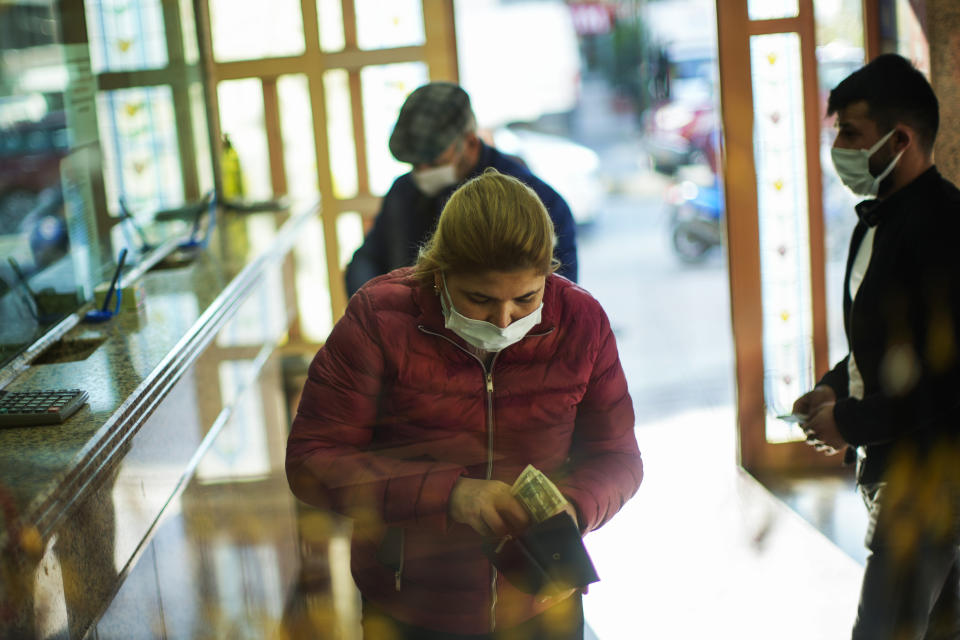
[486,372,494,393]
[395,570,402,592]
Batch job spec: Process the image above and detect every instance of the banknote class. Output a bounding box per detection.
[510,464,568,522]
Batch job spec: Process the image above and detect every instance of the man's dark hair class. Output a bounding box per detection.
[827,53,939,153]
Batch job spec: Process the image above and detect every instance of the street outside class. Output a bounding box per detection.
[567,73,735,426]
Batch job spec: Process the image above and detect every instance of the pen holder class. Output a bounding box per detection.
[94,279,144,313]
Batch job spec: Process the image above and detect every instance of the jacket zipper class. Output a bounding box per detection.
[418,325,502,629]
[416,328,500,480]
[416,325,553,631]
[484,362,498,632]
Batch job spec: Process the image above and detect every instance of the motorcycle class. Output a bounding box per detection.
[665,177,723,263]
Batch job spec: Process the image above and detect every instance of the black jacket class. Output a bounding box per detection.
[819,166,960,484]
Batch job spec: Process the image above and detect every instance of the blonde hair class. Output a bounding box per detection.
[414,168,559,282]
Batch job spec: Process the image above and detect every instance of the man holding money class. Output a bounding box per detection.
[287,170,642,639]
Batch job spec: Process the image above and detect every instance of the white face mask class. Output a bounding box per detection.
[413,164,458,196]
[830,129,904,198]
[438,274,542,352]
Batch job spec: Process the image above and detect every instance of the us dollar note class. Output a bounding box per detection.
[510,464,568,522]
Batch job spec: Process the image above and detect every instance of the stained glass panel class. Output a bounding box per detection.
[96,85,182,217]
[277,75,318,199]
[217,79,271,201]
[750,33,813,443]
[84,0,168,73]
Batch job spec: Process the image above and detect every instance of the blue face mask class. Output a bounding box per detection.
[438,273,542,352]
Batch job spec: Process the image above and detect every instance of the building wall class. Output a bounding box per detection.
[928,0,960,184]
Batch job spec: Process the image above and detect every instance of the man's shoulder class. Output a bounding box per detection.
[915,169,960,227]
[381,172,418,204]
[933,171,960,206]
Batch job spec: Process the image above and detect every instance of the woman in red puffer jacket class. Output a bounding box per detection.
[286,169,643,638]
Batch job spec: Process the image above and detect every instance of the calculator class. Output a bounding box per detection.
[0,389,89,427]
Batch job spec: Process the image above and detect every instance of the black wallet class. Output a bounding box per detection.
[482,512,600,596]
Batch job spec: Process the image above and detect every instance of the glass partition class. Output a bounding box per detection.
[1,0,216,372]
[1,1,85,368]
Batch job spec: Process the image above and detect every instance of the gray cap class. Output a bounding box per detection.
[388,82,473,164]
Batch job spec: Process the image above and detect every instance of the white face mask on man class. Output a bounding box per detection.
[413,164,458,197]
[438,273,542,352]
[830,129,904,198]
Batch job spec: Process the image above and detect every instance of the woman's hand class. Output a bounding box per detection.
[448,477,531,537]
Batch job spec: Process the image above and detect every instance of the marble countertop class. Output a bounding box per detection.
[0,203,318,549]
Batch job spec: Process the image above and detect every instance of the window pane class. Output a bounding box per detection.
[336,211,364,270]
[278,75,318,199]
[322,70,358,199]
[217,79,271,201]
[97,85,183,216]
[355,0,425,50]
[317,0,346,53]
[455,0,581,128]
[189,82,214,197]
[748,0,799,21]
[293,215,333,342]
[361,63,429,195]
[179,0,200,65]
[815,0,864,369]
[84,0,168,73]
[749,33,813,443]
[209,0,304,62]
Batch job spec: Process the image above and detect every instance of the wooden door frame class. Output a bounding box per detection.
[716,0,835,472]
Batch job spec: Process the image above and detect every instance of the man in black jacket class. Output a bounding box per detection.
[794,54,960,639]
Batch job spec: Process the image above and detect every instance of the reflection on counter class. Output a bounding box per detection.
[0,202,332,637]
[94,356,359,639]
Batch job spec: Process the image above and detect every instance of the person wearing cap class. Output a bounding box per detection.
[288,170,641,637]
[344,82,579,296]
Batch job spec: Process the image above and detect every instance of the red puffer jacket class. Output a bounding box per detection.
[286,268,642,634]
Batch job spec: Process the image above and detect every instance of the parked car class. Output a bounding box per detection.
[491,125,604,226]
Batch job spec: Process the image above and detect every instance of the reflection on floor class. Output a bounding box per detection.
[758,467,868,566]
[583,406,864,640]
[94,361,870,638]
